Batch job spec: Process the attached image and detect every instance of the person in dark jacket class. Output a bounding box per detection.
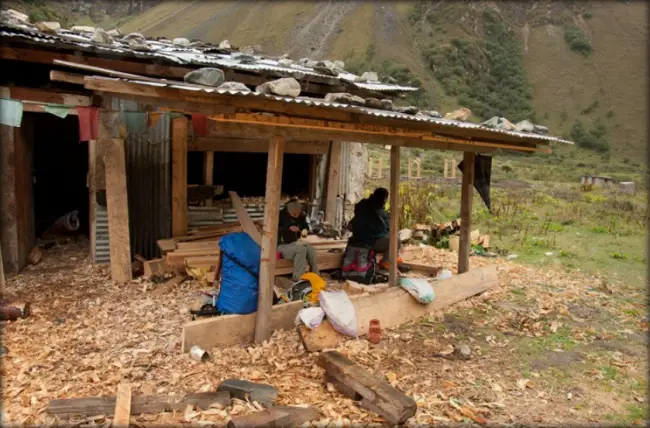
[348,188,402,269]
[277,199,320,281]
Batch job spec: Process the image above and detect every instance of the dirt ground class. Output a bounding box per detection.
[1,241,647,426]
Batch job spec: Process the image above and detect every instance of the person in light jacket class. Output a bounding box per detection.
[277,199,320,281]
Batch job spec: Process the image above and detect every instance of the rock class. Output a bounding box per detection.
[107,29,121,37]
[515,120,535,132]
[217,379,278,407]
[380,99,394,110]
[454,343,472,360]
[533,124,549,135]
[364,97,384,109]
[218,39,231,49]
[298,57,309,65]
[324,92,365,106]
[278,58,293,67]
[481,116,516,130]
[399,229,413,242]
[413,230,426,240]
[128,39,150,51]
[444,108,472,121]
[217,81,251,92]
[0,9,29,25]
[35,21,61,34]
[279,53,290,59]
[189,41,204,48]
[124,32,146,43]
[381,75,398,84]
[332,60,345,72]
[184,68,225,87]
[235,53,256,64]
[420,110,442,118]
[240,45,255,55]
[71,25,96,33]
[359,71,379,82]
[395,106,419,115]
[314,61,338,76]
[28,247,42,265]
[256,77,301,97]
[173,37,191,47]
[414,223,432,232]
[91,28,113,44]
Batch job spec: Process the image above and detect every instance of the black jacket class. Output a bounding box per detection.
[349,197,390,245]
[278,208,309,245]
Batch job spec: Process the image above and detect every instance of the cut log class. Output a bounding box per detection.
[229,191,262,245]
[401,262,442,276]
[143,258,168,277]
[297,320,346,352]
[227,406,320,428]
[157,239,177,253]
[46,391,231,418]
[318,351,416,424]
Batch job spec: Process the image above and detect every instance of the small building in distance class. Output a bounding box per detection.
[581,175,617,187]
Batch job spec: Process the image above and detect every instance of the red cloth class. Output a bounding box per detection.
[191,114,209,136]
[276,251,282,260]
[76,107,99,142]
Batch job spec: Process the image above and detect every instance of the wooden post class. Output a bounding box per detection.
[325,141,341,225]
[104,138,133,283]
[172,116,188,237]
[451,159,457,179]
[255,136,285,344]
[203,151,214,206]
[0,123,19,273]
[458,152,475,274]
[0,245,5,288]
[367,158,373,178]
[443,159,448,178]
[407,157,412,179]
[416,159,421,178]
[389,146,400,287]
[377,157,383,179]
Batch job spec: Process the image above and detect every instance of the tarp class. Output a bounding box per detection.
[458,154,492,211]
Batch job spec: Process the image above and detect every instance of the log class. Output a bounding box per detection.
[318,351,416,424]
[143,258,168,277]
[46,391,231,418]
[227,406,320,428]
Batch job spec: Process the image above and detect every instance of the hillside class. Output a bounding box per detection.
[9,0,648,182]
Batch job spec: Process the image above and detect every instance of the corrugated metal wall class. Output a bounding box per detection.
[95,204,110,264]
[188,204,284,229]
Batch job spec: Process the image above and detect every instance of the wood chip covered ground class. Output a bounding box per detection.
[1,240,647,425]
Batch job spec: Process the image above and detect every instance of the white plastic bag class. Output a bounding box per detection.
[437,269,453,281]
[295,307,325,329]
[319,290,357,337]
[399,278,435,304]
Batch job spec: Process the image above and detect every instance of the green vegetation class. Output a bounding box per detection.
[422,9,534,121]
[564,24,593,56]
[583,12,593,19]
[570,119,609,153]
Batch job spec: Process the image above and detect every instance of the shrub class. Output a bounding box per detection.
[581,100,599,115]
[583,12,593,19]
[570,120,609,153]
[564,24,593,55]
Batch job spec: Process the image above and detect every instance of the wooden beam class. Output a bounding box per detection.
[20,103,79,115]
[104,138,133,283]
[325,142,342,224]
[113,383,131,428]
[229,191,262,245]
[255,136,286,344]
[3,86,91,106]
[389,145,400,287]
[0,240,4,288]
[190,136,329,155]
[49,70,87,85]
[182,264,498,351]
[172,116,188,237]
[203,151,214,206]
[0,124,19,273]
[458,152,476,274]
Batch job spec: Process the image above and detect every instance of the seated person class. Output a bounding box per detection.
[348,187,404,270]
[277,199,320,282]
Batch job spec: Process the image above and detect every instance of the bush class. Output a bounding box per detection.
[570,120,609,153]
[564,24,593,55]
[581,100,599,115]
[583,12,593,19]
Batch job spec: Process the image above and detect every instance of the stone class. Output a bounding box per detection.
[217,379,278,407]
[533,124,549,135]
[240,45,255,55]
[90,28,113,44]
[332,60,345,71]
[454,343,472,360]
[278,58,293,67]
[218,39,231,49]
[314,61,338,76]
[71,25,96,33]
[359,71,379,82]
[217,81,251,92]
[124,32,146,43]
[444,108,472,121]
[28,247,42,265]
[380,99,394,110]
[421,110,442,118]
[184,68,225,87]
[35,21,61,34]
[188,41,204,48]
[107,29,121,37]
[413,230,426,240]
[235,53,256,64]
[0,9,29,25]
[395,106,419,115]
[128,39,150,51]
[515,119,535,132]
[173,37,191,47]
[324,92,365,106]
[382,75,398,84]
[364,97,384,109]
[482,116,517,130]
[399,229,413,242]
[256,77,301,97]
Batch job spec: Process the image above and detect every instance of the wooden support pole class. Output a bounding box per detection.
[451,158,457,179]
[407,157,412,179]
[203,151,214,206]
[104,138,132,283]
[255,136,285,344]
[367,158,373,178]
[417,158,421,178]
[0,123,18,273]
[444,159,448,178]
[325,141,342,225]
[389,145,400,287]
[172,116,188,237]
[377,157,383,179]
[458,152,475,274]
[0,245,5,288]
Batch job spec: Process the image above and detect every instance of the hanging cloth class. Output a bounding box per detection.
[149,111,164,129]
[123,111,148,134]
[191,113,209,136]
[0,99,23,127]
[76,106,99,142]
[458,154,492,211]
[43,103,72,119]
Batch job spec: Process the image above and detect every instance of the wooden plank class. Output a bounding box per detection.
[255,136,286,344]
[172,116,188,237]
[190,136,329,155]
[143,258,167,277]
[458,152,475,274]
[46,391,231,417]
[176,241,220,250]
[185,256,219,269]
[49,70,86,85]
[21,103,79,114]
[203,151,214,206]
[157,239,177,253]
[104,138,132,283]
[228,406,320,428]
[182,264,496,352]
[401,262,442,276]
[0,123,19,272]
[13,122,33,270]
[6,86,91,106]
[389,145,400,287]
[318,351,416,424]
[95,105,118,191]
[183,250,343,274]
[325,141,342,224]
[113,383,131,428]
[229,191,262,246]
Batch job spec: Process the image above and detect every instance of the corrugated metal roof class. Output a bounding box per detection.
[101,76,573,146]
[0,22,418,93]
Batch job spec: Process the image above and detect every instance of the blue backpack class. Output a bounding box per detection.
[216,232,261,315]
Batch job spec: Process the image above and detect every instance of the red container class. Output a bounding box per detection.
[368,319,381,344]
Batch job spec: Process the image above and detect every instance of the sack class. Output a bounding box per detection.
[295,307,326,329]
[340,245,378,285]
[319,290,357,337]
[399,277,436,304]
[216,233,261,315]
